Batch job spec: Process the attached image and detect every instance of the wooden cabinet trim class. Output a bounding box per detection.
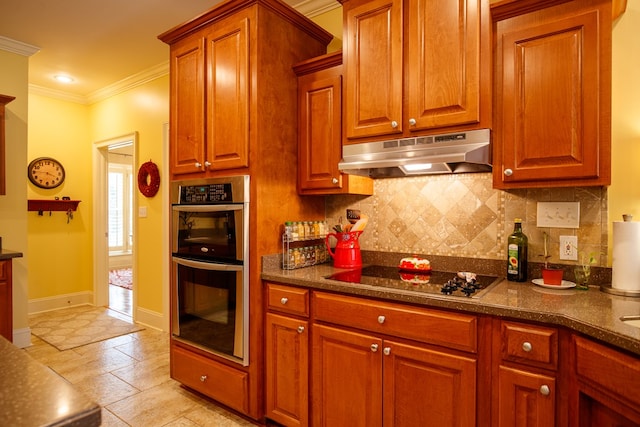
[500,320,558,370]
[266,283,309,317]
[312,291,478,352]
[573,335,640,411]
[171,344,249,414]
[0,95,15,196]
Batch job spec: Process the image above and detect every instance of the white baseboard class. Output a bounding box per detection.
[135,306,166,332]
[28,291,94,315]
[12,327,32,348]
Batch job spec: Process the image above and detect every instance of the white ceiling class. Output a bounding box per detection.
[0,0,339,102]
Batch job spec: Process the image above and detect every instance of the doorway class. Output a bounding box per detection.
[107,144,133,315]
[93,133,138,318]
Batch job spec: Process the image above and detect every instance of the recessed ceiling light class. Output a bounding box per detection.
[53,75,74,84]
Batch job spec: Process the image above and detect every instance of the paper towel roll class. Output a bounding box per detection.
[612,221,640,291]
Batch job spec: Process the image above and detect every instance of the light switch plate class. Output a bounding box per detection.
[139,206,147,218]
[536,202,580,228]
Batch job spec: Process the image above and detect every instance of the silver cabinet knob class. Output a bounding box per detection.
[200,375,208,382]
[204,161,211,168]
[539,385,550,396]
[522,342,532,352]
[200,247,209,253]
[280,297,288,305]
[391,120,399,129]
[377,315,386,324]
[370,343,379,352]
[408,118,417,126]
[332,178,339,185]
[195,162,202,168]
[504,168,513,176]
[383,347,391,356]
[297,326,305,334]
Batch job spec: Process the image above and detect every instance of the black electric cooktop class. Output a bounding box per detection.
[325,265,501,298]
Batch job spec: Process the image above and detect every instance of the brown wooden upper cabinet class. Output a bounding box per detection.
[492,0,612,189]
[339,0,491,142]
[294,52,373,196]
[0,95,16,195]
[164,10,251,177]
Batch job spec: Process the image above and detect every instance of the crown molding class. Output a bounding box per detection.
[0,36,40,56]
[29,84,88,104]
[291,0,341,17]
[85,61,169,104]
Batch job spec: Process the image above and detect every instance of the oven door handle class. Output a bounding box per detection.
[172,256,243,272]
[172,204,243,213]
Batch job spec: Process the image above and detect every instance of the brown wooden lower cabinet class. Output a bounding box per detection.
[265,313,309,427]
[0,260,13,341]
[571,335,640,426]
[263,282,640,427]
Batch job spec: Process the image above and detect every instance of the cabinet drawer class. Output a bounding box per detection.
[574,335,640,409]
[266,283,309,317]
[171,344,249,414]
[500,321,558,370]
[312,292,477,352]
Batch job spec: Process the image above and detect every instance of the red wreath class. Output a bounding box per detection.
[137,160,160,197]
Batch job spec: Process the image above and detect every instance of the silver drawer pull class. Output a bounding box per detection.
[370,343,379,352]
[377,315,386,324]
[297,326,305,334]
[539,385,550,396]
[280,297,288,305]
[522,341,532,352]
[200,375,208,382]
[383,347,391,356]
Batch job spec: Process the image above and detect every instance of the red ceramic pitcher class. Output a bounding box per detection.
[325,231,362,268]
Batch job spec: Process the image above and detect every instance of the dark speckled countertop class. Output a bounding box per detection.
[0,336,101,426]
[0,249,23,260]
[261,254,640,357]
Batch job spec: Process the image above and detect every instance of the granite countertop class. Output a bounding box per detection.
[0,249,23,260]
[0,336,101,426]
[261,258,640,357]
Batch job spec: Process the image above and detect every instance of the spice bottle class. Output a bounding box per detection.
[507,218,528,282]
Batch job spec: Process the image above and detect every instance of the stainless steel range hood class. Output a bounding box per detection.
[339,128,492,178]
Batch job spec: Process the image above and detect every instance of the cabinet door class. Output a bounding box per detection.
[205,12,250,171]
[344,0,403,139]
[298,69,343,191]
[312,324,383,427]
[265,313,308,427]
[494,1,611,188]
[383,340,477,427]
[406,0,481,130]
[0,260,11,341]
[497,365,555,427]
[169,33,206,176]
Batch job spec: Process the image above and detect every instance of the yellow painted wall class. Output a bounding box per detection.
[89,75,169,313]
[27,95,92,299]
[609,2,640,251]
[311,7,343,52]
[0,49,29,334]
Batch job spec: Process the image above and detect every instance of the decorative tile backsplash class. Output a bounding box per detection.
[325,173,608,267]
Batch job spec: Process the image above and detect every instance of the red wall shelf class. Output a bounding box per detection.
[28,199,81,212]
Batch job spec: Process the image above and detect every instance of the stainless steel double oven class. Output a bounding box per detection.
[170,175,249,366]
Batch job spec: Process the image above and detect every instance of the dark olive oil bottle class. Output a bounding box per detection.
[507,218,528,282]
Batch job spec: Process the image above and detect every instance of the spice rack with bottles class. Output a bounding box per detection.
[282,220,329,270]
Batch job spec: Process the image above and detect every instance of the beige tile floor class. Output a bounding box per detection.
[24,323,256,426]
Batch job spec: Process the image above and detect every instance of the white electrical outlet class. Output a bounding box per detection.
[560,235,578,260]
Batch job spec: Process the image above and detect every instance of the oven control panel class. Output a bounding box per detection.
[179,183,232,204]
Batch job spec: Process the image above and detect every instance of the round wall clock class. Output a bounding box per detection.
[28,157,66,189]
